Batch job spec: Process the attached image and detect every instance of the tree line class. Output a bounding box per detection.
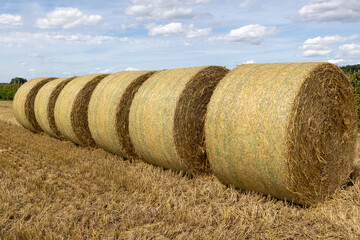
[0,77,27,100]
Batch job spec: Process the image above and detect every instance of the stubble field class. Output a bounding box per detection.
[0,101,359,239]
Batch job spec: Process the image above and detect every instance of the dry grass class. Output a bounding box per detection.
[1,101,360,239]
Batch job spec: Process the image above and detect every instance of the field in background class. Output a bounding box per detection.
[0,101,359,239]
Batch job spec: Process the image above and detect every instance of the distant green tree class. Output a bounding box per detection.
[348,72,360,121]
[0,84,20,100]
[10,77,27,85]
[341,64,360,74]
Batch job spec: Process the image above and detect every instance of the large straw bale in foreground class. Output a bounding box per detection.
[34,77,76,138]
[129,66,229,173]
[55,74,108,146]
[205,62,357,205]
[88,71,155,158]
[13,77,57,132]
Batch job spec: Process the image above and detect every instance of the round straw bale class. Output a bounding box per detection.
[88,71,156,158]
[13,77,57,132]
[54,74,108,146]
[129,66,229,173]
[34,77,77,138]
[205,62,357,206]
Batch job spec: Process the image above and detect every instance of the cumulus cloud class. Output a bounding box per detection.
[327,59,344,64]
[0,14,23,26]
[125,0,210,21]
[242,59,255,64]
[35,7,102,29]
[91,67,113,74]
[238,0,251,8]
[303,49,333,57]
[339,43,360,51]
[339,43,360,56]
[147,22,211,38]
[125,67,139,71]
[300,35,347,57]
[210,24,277,45]
[298,0,360,22]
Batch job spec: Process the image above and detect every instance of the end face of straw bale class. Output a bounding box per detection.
[205,62,357,206]
[129,66,229,174]
[48,77,76,138]
[116,71,157,159]
[71,74,109,146]
[88,71,156,158]
[286,63,357,205]
[13,77,57,132]
[34,77,76,138]
[173,66,229,173]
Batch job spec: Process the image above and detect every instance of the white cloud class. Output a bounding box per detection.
[125,0,211,21]
[27,53,43,59]
[93,67,112,74]
[125,67,139,71]
[303,49,333,57]
[35,7,102,29]
[300,35,347,57]
[0,32,134,46]
[339,43,360,56]
[121,22,139,30]
[210,24,277,45]
[50,34,131,44]
[303,35,347,45]
[0,14,23,26]
[238,0,251,8]
[147,22,211,38]
[299,0,360,22]
[339,43,360,51]
[327,59,344,64]
[242,59,255,64]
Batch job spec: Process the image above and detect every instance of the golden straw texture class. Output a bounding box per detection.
[88,71,156,158]
[54,74,108,146]
[205,62,357,206]
[34,77,76,138]
[13,77,56,132]
[129,66,229,173]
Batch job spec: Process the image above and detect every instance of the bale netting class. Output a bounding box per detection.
[13,77,57,132]
[54,74,109,146]
[205,62,358,206]
[88,71,156,159]
[129,66,229,174]
[34,77,77,138]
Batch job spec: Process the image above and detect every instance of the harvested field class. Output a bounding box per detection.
[0,101,19,126]
[0,101,359,239]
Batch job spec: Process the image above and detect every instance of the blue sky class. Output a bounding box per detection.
[0,0,359,82]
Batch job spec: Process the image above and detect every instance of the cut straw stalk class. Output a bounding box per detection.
[34,77,76,138]
[54,74,108,146]
[88,71,156,158]
[13,77,57,132]
[205,62,357,206]
[129,66,229,174]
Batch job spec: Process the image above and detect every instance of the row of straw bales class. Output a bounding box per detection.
[13,63,358,206]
